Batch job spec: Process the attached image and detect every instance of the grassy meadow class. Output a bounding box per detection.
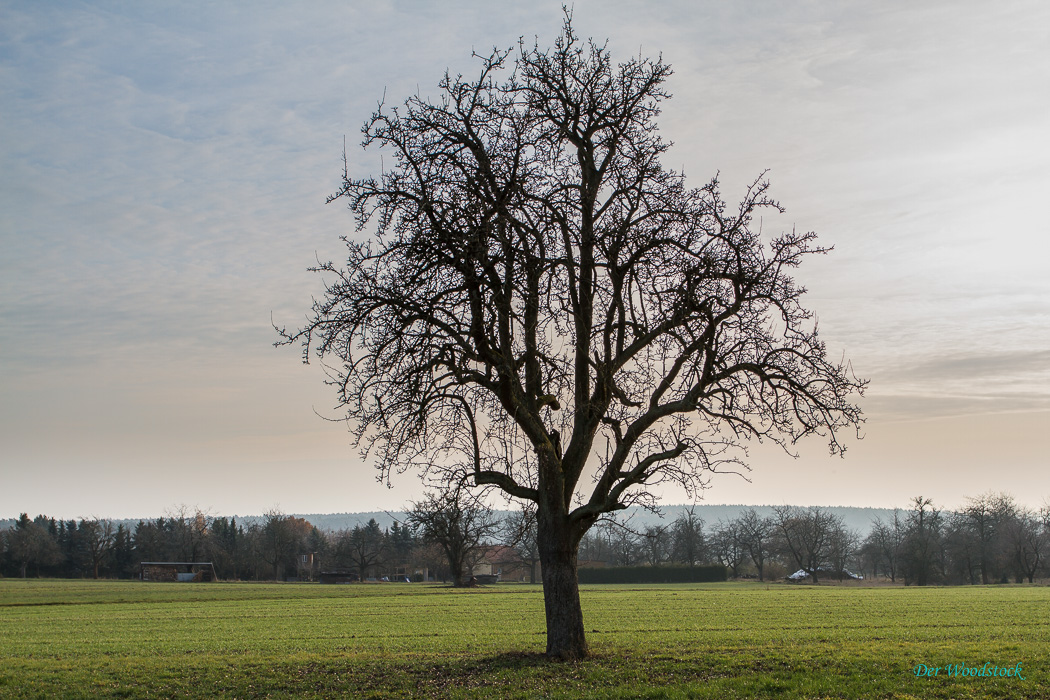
[0,579,1047,698]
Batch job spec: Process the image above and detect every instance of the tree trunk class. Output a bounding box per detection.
[448,545,466,587]
[537,509,588,660]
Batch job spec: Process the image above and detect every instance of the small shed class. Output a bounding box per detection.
[319,570,360,584]
[140,562,217,582]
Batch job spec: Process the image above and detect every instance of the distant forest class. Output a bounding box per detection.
[0,504,894,538]
[2,494,1046,585]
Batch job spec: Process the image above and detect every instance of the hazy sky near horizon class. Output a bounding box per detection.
[2,0,1048,520]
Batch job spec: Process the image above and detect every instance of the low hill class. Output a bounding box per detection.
[1,505,899,536]
[291,504,898,536]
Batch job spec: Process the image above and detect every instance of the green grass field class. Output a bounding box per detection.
[1,579,1046,698]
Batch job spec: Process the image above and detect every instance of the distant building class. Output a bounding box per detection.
[140,562,216,582]
[471,546,532,582]
[318,570,360,584]
[297,552,320,581]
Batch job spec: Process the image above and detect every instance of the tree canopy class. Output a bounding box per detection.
[279,16,865,658]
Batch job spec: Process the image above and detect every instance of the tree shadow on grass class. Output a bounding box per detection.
[458,651,556,672]
[372,652,572,698]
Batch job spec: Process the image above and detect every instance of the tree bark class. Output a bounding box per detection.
[449,546,466,587]
[537,494,588,659]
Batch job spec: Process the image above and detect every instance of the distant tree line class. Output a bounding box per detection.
[859,493,1050,585]
[0,499,490,584]
[575,504,856,582]
[0,507,411,582]
[3,492,1047,585]
[0,507,311,581]
[575,492,1049,585]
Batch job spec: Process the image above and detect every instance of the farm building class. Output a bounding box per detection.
[318,570,360,584]
[140,561,217,582]
[471,546,532,582]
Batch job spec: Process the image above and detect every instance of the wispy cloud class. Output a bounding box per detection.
[2,0,1048,517]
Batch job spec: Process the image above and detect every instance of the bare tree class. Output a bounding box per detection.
[1004,506,1047,584]
[578,528,612,565]
[503,507,541,583]
[735,508,772,581]
[602,518,641,567]
[773,505,841,583]
[80,518,115,579]
[959,492,1016,584]
[865,509,905,582]
[408,487,499,586]
[901,496,942,586]
[710,519,745,578]
[826,525,859,581]
[641,524,672,567]
[670,507,706,566]
[279,16,864,658]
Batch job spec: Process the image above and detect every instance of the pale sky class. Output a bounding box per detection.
[2,0,1048,520]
